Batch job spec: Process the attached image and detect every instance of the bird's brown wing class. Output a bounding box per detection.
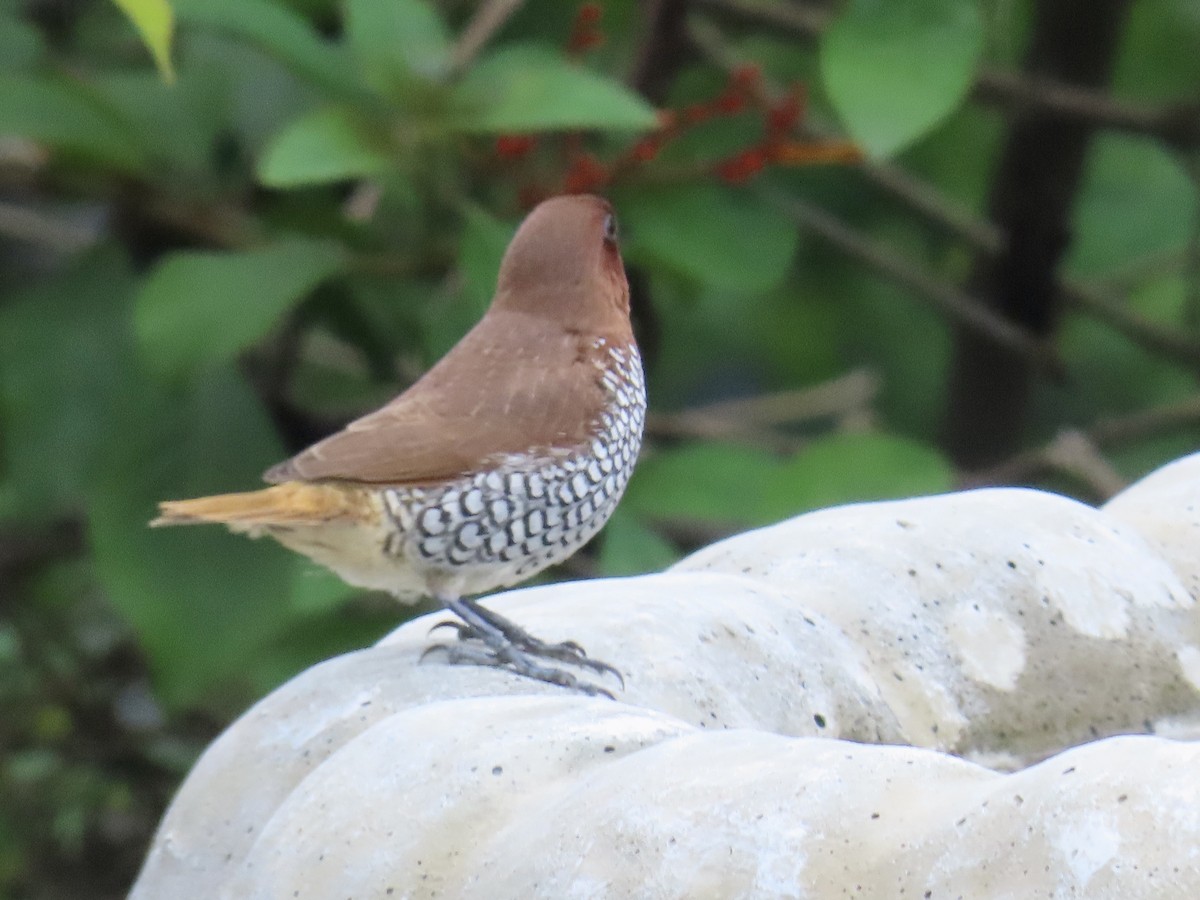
[264,310,609,486]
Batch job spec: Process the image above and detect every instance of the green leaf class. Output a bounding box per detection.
[87,368,302,708]
[617,182,799,292]
[90,69,217,175]
[764,432,953,520]
[0,10,42,72]
[1115,0,1200,101]
[111,0,176,82]
[419,207,514,361]
[597,508,680,576]
[0,247,136,518]
[1057,274,1195,417]
[0,74,145,170]
[345,0,452,90]
[135,237,346,381]
[830,263,951,435]
[1066,134,1198,278]
[174,0,363,98]
[821,0,983,158]
[176,29,322,157]
[622,435,952,534]
[454,44,658,133]
[245,605,396,697]
[288,564,358,617]
[622,443,782,527]
[258,107,392,186]
[458,205,513,313]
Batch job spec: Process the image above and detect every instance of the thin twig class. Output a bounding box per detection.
[691,0,829,37]
[1041,430,1127,497]
[449,0,525,73]
[646,416,804,454]
[0,201,100,253]
[961,393,1200,492]
[1059,279,1200,374]
[770,192,1056,367]
[133,192,264,248]
[1096,246,1190,292]
[0,137,46,173]
[975,70,1200,149]
[851,156,1004,255]
[647,369,879,450]
[844,159,1200,373]
[1090,394,1200,445]
[678,368,878,425]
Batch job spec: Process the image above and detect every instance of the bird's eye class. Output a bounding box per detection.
[603,213,618,244]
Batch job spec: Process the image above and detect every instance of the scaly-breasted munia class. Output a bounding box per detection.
[152,194,644,695]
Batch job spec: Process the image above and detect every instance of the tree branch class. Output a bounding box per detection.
[1059,279,1200,374]
[769,193,1056,367]
[450,0,525,73]
[647,369,879,451]
[974,70,1200,150]
[961,393,1200,496]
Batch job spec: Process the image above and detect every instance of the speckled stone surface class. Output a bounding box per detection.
[675,486,1200,766]
[130,452,1200,899]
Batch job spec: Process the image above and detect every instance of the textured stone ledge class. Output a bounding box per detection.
[131,452,1200,898]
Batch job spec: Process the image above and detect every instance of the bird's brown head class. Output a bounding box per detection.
[492,194,631,341]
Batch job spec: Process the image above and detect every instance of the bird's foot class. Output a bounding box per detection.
[424,596,623,695]
[422,641,616,698]
[429,616,622,683]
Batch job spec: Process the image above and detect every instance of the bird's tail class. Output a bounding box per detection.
[151,482,369,529]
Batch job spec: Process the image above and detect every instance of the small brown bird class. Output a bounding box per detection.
[152,194,644,694]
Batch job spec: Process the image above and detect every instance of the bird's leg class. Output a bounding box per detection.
[455,596,623,683]
[424,594,622,695]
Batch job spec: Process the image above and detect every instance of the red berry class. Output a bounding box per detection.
[715,148,767,183]
[767,97,801,136]
[630,138,660,163]
[574,32,605,52]
[731,64,761,90]
[577,3,602,25]
[714,89,746,115]
[494,134,536,160]
[568,3,604,54]
[767,86,807,136]
[563,154,609,193]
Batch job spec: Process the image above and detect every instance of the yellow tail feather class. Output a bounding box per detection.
[150,482,370,529]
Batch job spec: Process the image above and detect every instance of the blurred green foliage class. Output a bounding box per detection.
[1,0,1198,895]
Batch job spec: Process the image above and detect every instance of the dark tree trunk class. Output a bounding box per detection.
[943,0,1134,467]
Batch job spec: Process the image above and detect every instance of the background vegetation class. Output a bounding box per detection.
[1,0,1197,895]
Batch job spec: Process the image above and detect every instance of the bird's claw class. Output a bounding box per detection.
[503,636,623,683]
[423,596,624,697]
[423,639,616,699]
[428,618,475,639]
